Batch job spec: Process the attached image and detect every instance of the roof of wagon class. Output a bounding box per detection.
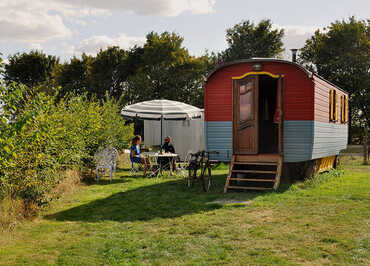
[205,58,347,94]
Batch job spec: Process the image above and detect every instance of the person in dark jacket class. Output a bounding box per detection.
[159,136,176,171]
[162,136,175,153]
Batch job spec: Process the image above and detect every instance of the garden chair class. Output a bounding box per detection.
[94,147,119,182]
[176,150,193,178]
[124,149,143,176]
[130,161,141,176]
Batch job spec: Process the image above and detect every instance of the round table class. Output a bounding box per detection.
[142,152,178,176]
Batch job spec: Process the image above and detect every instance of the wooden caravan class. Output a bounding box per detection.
[204,59,349,192]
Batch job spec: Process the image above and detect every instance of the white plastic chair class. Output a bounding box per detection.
[94,147,119,182]
[176,150,193,178]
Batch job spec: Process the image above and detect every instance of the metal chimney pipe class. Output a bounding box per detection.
[290,49,298,63]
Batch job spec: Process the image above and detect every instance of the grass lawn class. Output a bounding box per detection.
[0,157,369,265]
[341,145,364,154]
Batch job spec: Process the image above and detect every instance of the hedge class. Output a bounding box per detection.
[0,81,133,207]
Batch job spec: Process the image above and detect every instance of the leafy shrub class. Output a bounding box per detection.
[294,167,345,190]
[63,94,132,168]
[0,79,132,207]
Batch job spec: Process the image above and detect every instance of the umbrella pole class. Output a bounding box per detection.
[160,116,163,152]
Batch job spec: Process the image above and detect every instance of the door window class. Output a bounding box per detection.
[239,79,253,122]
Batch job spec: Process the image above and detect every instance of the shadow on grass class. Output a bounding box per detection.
[81,168,132,186]
[94,178,131,186]
[46,172,268,223]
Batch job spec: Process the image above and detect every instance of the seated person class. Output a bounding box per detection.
[130,135,151,177]
[158,136,176,170]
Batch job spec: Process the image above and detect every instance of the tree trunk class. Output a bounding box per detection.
[364,127,368,165]
[348,98,352,144]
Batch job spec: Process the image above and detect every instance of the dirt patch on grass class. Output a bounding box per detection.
[53,170,82,196]
[245,209,277,224]
[206,199,252,205]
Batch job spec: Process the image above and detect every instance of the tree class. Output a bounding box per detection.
[300,17,370,133]
[0,54,3,76]
[89,46,127,99]
[220,19,285,62]
[4,50,59,88]
[53,54,93,98]
[122,32,208,107]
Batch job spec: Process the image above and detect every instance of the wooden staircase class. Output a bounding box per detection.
[224,154,283,192]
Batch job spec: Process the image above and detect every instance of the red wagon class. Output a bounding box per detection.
[204,59,349,191]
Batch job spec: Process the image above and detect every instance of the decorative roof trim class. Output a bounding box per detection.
[205,58,348,94]
[232,71,283,80]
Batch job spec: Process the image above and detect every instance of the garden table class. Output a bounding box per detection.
[142,152,178,176]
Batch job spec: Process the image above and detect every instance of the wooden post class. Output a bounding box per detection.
[364,126,368,165]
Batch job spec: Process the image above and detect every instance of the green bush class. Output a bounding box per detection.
[0,80,133,206]
[64,94,132,169]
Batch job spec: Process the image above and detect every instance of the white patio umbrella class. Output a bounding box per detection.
[121,99,202,147]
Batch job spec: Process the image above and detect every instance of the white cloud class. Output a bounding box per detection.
[0,0,215,45]
[0,0,72,43]
[54,0,216,16]
[282,25,326,50]
[73,34,146,56]
[273,25,321,59]
[29,43,43,50]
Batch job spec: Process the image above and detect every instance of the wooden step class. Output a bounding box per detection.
[229,178,275,182]
[231,170,276,174]
[227,186,274,190]
[235,154,281,163]
[234,162,277,166]
[224,154,283,193]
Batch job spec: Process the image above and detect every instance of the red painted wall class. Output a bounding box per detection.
[205,61,315,122]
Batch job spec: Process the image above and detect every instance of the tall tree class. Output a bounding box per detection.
[53,54,93,98]
[300,17,370,131]
[122,32,208,107]
[4,50,59,88]
[89,46,127,99]
[221,19,285,62]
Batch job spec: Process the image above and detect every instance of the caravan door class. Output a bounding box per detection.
[233,75,259,154]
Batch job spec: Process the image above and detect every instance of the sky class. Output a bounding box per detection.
[0,0,369,62]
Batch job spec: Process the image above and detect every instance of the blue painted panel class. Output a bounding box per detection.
[311,122,348,159]
[284,120,348,162]
[206,120,348,163]
[283,120,314,162]
[205,121,232,161]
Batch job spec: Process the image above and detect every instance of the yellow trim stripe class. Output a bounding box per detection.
[335,90,338,121]
[341,95,344,123]
[329,89,334,121]
[232,71,283,80]
[344,96,348,123]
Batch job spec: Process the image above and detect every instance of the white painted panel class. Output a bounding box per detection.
[144,114,205,161]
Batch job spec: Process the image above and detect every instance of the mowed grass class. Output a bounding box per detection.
[0,157,369,265]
